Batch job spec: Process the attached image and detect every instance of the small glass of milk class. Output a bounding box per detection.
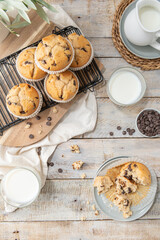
[1,167,41,208]
[107,67,146,106]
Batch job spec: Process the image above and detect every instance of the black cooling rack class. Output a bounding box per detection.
[0,26,103,135]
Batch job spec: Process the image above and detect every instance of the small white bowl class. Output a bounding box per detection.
[135,108,160,138]
[107,67,146,106]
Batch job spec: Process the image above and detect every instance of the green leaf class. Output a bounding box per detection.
[7,0,28,11]
[0,8,10,22]
[9,21,30,29]
[12,14,21,24]
[37,0,57,12]
[23,0,37,10]
[34,3,50,24]
[18,9,31,23]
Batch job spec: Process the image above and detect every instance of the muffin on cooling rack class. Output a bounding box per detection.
[35,34,74,74]
[16,47,47,81]
[44,70,79,102]
[67,32,93,71]
[6,83,42,119]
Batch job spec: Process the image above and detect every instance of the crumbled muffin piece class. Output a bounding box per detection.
[86,200,90,205]
[95,210,99,216]
[17,48,47,80]
[38,130,42,134]
[81,216,86,221]
[70,144,80,153]
[81,173,86,179]
[68,33,92,68]
[6,83,40,117]
[113,194,132,219]
[53,106,58,113]
[120,162,151,186]
[94,176,113,195]
[115,175,137,195]
[36,34,73,72]
[46,71,78,101]
[72,160,84,170]
[92,204,96,211]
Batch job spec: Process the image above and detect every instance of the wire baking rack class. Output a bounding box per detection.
[0,25,103,135]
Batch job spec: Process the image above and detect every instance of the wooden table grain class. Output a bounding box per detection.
[0,0,160,239]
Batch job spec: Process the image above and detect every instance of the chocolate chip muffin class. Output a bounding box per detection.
[16,48,47,81]
[120,162,151,186]
[45,70,79,102]
[67,32,93,70]
[6,83,41,118]
[35,34,74,73]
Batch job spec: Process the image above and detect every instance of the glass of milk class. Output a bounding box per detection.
[0,167,41,208]
[107,67,146,106]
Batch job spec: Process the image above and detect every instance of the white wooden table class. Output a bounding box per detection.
[0,0,160,239]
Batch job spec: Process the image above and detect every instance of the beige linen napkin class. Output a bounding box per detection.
[0,5,97,212]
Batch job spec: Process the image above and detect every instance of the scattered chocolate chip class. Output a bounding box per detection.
[13,231,19,234]
[109,132,114,136]
[46,121,51,126]
[121,190,125,194]
[128,187,132,193]
[52,62,57,66]
[29,134,34,139]
[58,168,63,173]
[124,170,128,176]
[20,111,25,114]
[48,67,50,70]
[74,199,77,202]
[36,116,41,120]
[8,101,11,105]
[126,175,132,180]
[28,85,31,88]
[117,126,121,130]
[80,208,82,211]
[78,16,81,19]
[47,117,52,121]
[134,164,137,167]
[35,97,39,99]
[122,131,126,135]
[66,54,71,61]
[73,80,76,86]
[44,44,48,47]
[47,162,54,167]
[124,200,129,206]
[0,132,3,136]
[57,76,60,80]
[126,128,131,132]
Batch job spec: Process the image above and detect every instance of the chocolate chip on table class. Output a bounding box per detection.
[29,134,34,139]
[122,131,126,135]
[47,117,52,121]
[36,116,41,120]
[37,147,41,156]
[137,109,160,137]
[126,128,131,132]
[26,122,32,126]
[0,132,3,136]
[47,162,54,167]
[109,132,114,136]
[117,126,121,130]
[58,168,63,173]
[46,121,51,126]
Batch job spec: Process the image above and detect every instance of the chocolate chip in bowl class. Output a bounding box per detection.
[136,108,160,137]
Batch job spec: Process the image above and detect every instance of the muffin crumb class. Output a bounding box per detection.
[81,173,86,179]
[95,210,99,216]
[38,130,42,134]
[92,204,96,211]
[72,160,84,170]
[80,216,86,221]
[70,144,80,153]
[53,107,58,113]
[86,200,90,205]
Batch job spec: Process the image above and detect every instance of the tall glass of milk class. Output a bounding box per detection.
[1,167,41,208]
[107,67,146,106]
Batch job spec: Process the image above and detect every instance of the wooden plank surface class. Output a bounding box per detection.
[0,179,159,221]
[0,220,159,240]
[48,139,160,179]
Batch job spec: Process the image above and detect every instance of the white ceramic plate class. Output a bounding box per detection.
[94,156,157,221]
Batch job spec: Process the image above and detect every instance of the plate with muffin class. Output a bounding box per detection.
[94,156,157,221]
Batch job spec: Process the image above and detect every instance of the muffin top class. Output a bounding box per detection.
[46,70,79,101]
[6,83,40,117]
[36,34,73,72]
[120,162,151,186]
[17,48,47,80]
[68,33,92,68]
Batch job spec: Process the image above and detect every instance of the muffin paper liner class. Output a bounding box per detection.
[16,47,47,82]
[95,156,157,215]
[135,108,160,138]
[6,85,43,120]
[44,70,79,103]
[35,38,75,74]
[69,39,94,71]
